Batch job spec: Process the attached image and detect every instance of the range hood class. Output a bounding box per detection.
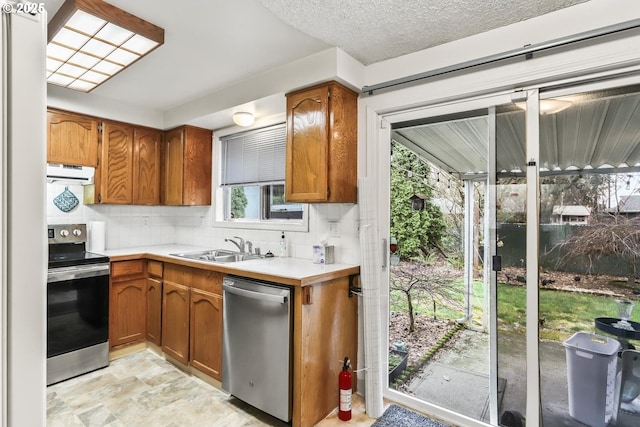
[46,164,94,184]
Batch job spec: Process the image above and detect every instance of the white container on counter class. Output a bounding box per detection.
[88,221,105,252]
[312,245,334,264]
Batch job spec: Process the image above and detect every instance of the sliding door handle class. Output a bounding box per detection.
[382,238,388,270]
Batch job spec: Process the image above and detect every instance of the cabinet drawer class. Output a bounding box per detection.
[148,260,163,278]
[164,263,222,295]
[111,260,146,281]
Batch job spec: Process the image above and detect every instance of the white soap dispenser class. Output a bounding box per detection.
[279,231,287,257]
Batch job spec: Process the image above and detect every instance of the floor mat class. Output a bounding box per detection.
[371,405,449,427]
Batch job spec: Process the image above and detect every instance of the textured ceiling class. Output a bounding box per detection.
[43,0,590,124]
[257,0,589,65]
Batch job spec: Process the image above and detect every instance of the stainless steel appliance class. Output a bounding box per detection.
[222,275,293,422]
[47,224,110,385]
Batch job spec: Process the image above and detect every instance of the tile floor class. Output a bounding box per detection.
[47,349,376,427]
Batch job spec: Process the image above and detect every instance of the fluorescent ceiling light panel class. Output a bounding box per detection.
[47,44,75,61]
[121,35,158,55]
[52,27,89,49]
[68,51,100,68]
[82,70,110,84]
[47,0,164,92]
[68,80,97,92]
[95,23,133,45]
[105,48,139,66]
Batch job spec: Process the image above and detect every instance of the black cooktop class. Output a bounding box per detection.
[48,224,109,268]
[48,243,109,268]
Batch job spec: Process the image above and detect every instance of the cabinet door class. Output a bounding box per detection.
[162,281,190,364]
[190,289,223,380]
[100,121,134,204]
[146,277,162,345]
[163,127,184,205]
[286,85,329,202]
[110,278,147,348]
[47,110,99,167]
[133,127,161,205]
[183,126,212,206]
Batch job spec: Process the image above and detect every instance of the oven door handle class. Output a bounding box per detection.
[48,263,110,283]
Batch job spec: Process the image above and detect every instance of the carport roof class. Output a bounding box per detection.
[392,87,640,179]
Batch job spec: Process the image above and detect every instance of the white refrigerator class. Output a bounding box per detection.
[0,3,46,426]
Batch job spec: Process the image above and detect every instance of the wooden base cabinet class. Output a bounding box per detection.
[110,260,147,349]
[292,276,358,427]
[190,288,223,380]
[162,263,223,377]
[146,260,163,345]
[161,281,190,364]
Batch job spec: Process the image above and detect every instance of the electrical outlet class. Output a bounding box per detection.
[329,221,339,237]
[142,217,149,227]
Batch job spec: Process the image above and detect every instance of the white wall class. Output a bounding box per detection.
[46,183,176,248]
[173,203,360,264]
[357,1,640,426]
[46,183,361,264]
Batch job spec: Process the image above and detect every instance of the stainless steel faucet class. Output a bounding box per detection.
[246,241,253,254]
[225,236,245,252]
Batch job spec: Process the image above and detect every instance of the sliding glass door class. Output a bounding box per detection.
[385,94,529,425]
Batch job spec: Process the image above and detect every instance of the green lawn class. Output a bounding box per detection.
[390,279,640,342]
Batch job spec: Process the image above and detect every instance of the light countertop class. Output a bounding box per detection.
[97,244,359,287]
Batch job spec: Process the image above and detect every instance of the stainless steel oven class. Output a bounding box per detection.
[47,224,110,385]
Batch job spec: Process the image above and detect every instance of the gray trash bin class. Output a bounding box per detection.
[563,332,621,427]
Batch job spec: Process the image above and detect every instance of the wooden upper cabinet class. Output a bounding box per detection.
[98,121,134,204]
[163,127,184,205]
[133,127,161,205]
[285,81,358,203]
[163,125,212,206]
[47,110,99,167]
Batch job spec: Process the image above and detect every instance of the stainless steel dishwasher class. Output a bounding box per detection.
[222,275,293,422]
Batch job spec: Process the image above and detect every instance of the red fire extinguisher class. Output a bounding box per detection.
[339,357,352,421]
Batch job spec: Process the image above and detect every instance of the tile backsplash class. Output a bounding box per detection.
[47,183,361,264]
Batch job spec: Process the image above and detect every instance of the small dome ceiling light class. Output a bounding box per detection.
[232,112,255,127]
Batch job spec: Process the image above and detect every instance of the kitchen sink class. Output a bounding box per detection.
[170,249,263,263]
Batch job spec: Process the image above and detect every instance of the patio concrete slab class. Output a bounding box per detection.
[405,328,589,426]
[407,361,505,422]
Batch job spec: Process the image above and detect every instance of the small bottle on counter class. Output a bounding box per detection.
[279,231,287,257]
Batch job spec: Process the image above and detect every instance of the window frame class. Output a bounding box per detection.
[212,115,309,232]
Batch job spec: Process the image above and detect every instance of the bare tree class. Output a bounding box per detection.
[553,214,640,286]
[390,261,462,332]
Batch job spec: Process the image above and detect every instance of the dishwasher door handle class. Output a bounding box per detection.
[223,282,288,304]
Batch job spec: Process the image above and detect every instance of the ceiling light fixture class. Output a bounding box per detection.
[233,112,255,127]
[46,0,164,92]
[515,99,572,115]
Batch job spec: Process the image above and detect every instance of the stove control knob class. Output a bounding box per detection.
[72,229,82,237]
[60,229,69,237]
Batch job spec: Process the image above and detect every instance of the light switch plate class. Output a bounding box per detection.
[329,221,339,237]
